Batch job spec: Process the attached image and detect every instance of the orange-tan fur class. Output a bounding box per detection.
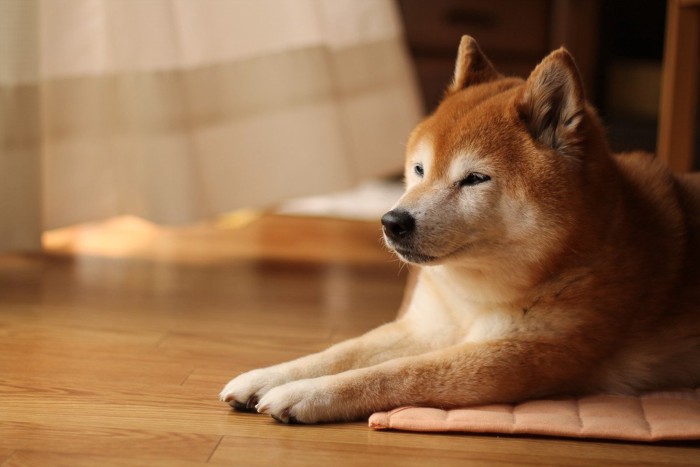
[220,36,700,423]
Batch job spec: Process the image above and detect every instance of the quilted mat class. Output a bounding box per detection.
[369,389,700,442]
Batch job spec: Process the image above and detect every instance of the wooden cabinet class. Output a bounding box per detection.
[398,0,600,111]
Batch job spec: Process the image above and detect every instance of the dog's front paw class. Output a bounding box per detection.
[255,377,340,424]
[220,368,292,412]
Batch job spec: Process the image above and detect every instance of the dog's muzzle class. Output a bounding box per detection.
[382,209,438,263]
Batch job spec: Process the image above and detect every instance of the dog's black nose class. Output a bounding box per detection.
[381,209,415,240]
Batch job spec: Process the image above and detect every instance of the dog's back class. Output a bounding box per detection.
[592,156,700,392]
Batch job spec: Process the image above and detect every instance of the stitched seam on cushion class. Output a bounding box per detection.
[638,397,653,437]
[575,399,583,433]
[389,406,418,416]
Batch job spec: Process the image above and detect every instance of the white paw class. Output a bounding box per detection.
[220,368,292,410]
[255,378,333,424]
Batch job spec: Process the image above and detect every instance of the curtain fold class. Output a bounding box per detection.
[0,0,422,251]
[0,0,42,250]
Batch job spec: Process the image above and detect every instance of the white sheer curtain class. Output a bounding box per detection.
[0,0,422,251]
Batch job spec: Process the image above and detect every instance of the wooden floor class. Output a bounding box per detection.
[1,214,699,466]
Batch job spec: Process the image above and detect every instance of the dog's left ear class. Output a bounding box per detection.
[516,48,586,156]
[447,35,501,93]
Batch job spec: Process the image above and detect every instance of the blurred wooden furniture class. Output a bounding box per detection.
[657,0,700,172]
[397,0,600,111]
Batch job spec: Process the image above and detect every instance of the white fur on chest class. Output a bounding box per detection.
[404,266,524,346]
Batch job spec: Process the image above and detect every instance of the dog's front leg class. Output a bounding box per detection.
[255,338,589,423]
[220,317,449,411]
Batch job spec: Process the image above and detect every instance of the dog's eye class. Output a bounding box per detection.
[414,163,424,177]
[459,172,491,187]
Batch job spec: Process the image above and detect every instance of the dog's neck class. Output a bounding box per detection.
[422,260,539,310]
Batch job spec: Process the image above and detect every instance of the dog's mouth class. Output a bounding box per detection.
[383,227,472,265]
[393,247,437,264]
[388,240,471,265]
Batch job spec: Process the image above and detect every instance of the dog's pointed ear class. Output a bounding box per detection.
[447,35,500,93]
[516,48,586,155]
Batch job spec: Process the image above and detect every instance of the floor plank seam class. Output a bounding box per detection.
[154,332,171,349]
[0,450,15,466]
[206,435,224,463]
[180,368,196,386]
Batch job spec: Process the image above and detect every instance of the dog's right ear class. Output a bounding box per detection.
[447,35,501,93]
[515,48,586,157]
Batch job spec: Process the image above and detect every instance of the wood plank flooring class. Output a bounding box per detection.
[1,215,699,466]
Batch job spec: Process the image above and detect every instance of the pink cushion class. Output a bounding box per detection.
[369,389,700,441]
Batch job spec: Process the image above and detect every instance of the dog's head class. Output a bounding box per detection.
[382,36,608,271]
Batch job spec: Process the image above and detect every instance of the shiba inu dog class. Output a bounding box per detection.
[220,36,700,424]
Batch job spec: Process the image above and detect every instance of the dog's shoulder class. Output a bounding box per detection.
[614,152,699,256]
[612,152,687,248]
[613,151,676,204]
[676,172,700,219]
